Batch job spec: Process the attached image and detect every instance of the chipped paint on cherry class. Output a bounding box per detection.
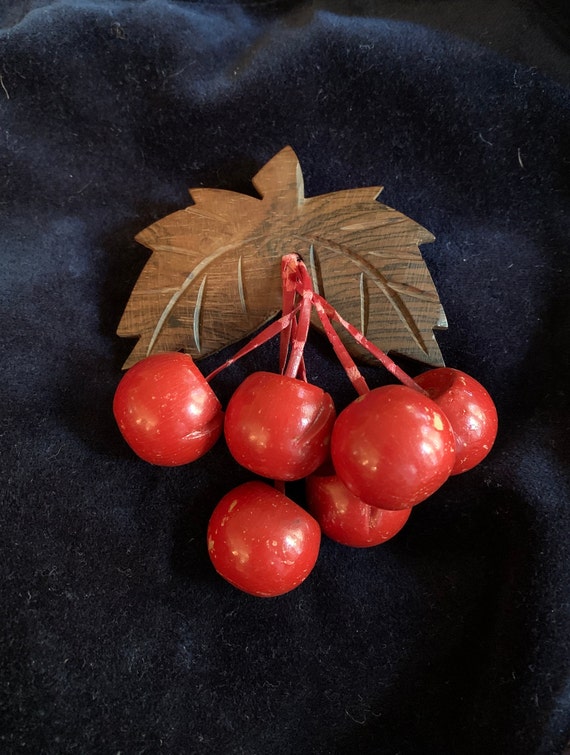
[206,481,320,597]
[433,411,444,432]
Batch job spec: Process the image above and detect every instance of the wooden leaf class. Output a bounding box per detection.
[117,146,446,369]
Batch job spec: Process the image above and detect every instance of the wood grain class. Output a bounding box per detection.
[117,146,446,369]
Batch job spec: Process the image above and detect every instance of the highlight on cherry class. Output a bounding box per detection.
[113,252,498,597]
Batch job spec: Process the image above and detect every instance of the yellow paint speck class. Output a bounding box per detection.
[433,412,444,431]
[228,499,238,513]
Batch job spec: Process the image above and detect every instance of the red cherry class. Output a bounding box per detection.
[306,464,410,547]
[113,352,223,466]
[331,384,456,510]
[207,481,321,597]
[224,371,336,481]
[415,367,498,474]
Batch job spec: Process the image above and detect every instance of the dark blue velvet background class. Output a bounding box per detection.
[1,1,569,753]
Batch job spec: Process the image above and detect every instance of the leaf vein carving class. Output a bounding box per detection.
[144,236,264,357]
[193,275,208,353]
[298,235,428,355]
[237,256,247,314]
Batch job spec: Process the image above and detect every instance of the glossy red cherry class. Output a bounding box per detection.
[207,481,321,597]
[331,384,456,510]
[306,464,411,547]
[224,371,336,481]
[113,352,223,466]
[415,367,498,474]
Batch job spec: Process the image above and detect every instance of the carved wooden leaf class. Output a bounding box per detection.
[118,146,447,369]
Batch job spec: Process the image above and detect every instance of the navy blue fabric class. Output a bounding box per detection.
[1,1,569,753]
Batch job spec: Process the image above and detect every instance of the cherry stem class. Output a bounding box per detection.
[311,295,370,396]
[287,255,425,395]
[280,258,307,380]
[281,254,313,380]
[311,291,427,395]
[290,257,369,394]
[286,313,306,379]
[279,256,298,374]
[207,253,427,398]
[205,305,301,383]
[284,289,312,379]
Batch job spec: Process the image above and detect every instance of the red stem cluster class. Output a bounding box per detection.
[207,253,426,397]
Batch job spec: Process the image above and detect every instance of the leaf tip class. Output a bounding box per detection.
[134,226,154,249]
[252,146,304,204]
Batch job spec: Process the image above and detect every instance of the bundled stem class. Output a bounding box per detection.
[208,253,426,398]
[279,256,298,374]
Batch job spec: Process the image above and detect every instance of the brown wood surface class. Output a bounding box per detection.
[117,146,447,370]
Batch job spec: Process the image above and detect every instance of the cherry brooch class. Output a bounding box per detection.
[113,149,498,598]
